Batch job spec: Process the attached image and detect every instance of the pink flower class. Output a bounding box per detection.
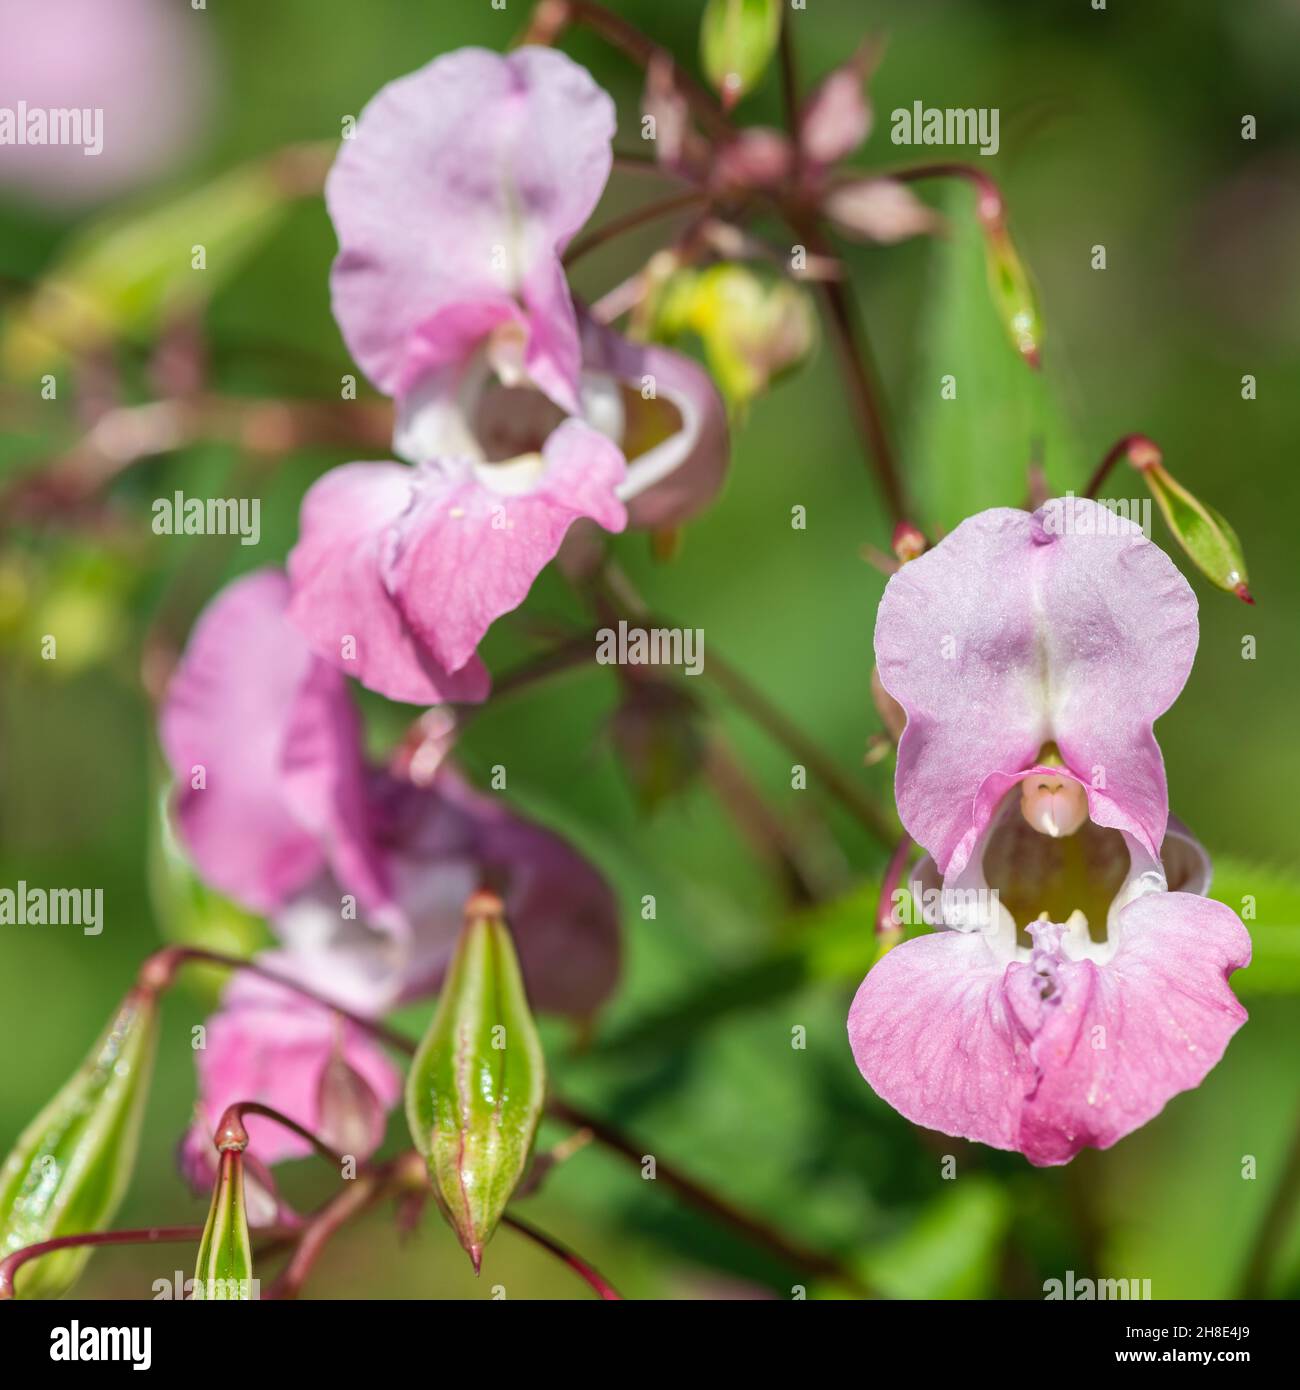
[848,499,1251,1165]
[161,569,620,1020]
[159,568,397,921]
[288,46,728,704]
[165,570,621,1181]
[0,0,212,207]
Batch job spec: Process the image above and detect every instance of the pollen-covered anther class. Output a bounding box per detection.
[1020,773,1088,838]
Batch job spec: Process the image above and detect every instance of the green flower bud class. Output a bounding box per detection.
[700,0,781,109]
[1139,454,1253,602]
[651,263,816,412]
[192,1143,255,1301]
[0,984,160,1298]
[405,892,546,1272]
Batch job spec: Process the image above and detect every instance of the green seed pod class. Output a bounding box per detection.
[1142,459,1253,603]
[700,0,782,109]
[984,224,1043,369]
[0,986,160,1298]
[192,1145,255,1301]
[405,892,546,1272]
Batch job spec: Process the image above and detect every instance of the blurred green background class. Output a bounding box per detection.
[1,0,1298,1299]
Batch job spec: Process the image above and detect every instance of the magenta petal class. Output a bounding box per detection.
[389,419,627,674]
[849,894,1249,1165]
[580,317,730,530]
[367,768,622,1018]
[326,46,614,400]
[1013,895,1250,1164]
[875,501,1198,871]
[848,930,1035,1152]
[191,972,402,1167]
[160,569,392,915]
[286,461,492,706]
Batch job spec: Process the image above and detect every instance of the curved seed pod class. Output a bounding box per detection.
[0,986,160,1298]
[192,1144,255,1301]
[405,891,546,1272]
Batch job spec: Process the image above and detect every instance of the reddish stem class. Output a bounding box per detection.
[503,1213,623,1300]
[564,189,710,267]
[885,161,1005,228]
[0,1226,202,1299]
[1081,432,1162,500]
[216,1100,347,1171]
[140,946,417,1055]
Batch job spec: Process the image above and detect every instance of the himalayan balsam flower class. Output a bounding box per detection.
[848,498,1251,1166]
[288,47,728,704]
[161,570,620,1181]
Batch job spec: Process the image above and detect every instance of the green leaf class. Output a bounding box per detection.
[3,158,296,377]
[858,1179,1011,1299]
[192,1149,255,1301]
[902,182,1079,531]
[700,0,781,108]
[405,892,546,1271]
[1210,855,1300,995]
[0,987,159,1298]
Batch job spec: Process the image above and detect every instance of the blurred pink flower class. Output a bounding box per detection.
[288,46,727,704]
[848,499,1251,1164]
[0,0,212,207]
[161,568,620,1020]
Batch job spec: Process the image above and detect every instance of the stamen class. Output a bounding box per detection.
[1020,773,1088,838]
[486,322,529,388]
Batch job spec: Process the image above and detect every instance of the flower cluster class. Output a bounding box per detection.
[157,48,731,1196]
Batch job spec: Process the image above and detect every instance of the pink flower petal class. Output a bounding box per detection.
[1015,894,1250,1164]
[326,46,614,403]
[875,500,1198,872]
[368,767,622,1018]
[848,928,1035,1152]
[849,892,1249,1164]
[190,972,402,1167]
[286,462,492,706]
[160,569,393,916]
[580,317,730,530]
[388,418,626,674]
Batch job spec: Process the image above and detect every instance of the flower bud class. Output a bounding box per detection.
[192,1145,255,1301]
[699,0,782,109]
[1137,454,1253,602]
[984,224,1042,369]
[0,985,160,1298]
[824,178,940,245]
[799,41,879,167]
[405,892,546,1272]
[653,264,816,412]
[316,1045,388,1159]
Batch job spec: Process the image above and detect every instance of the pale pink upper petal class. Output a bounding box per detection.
[389,419,627,674]
[286,461,492,706]
[875,500,1198,872]
[160,569,393,916]
[326,46,615,401]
